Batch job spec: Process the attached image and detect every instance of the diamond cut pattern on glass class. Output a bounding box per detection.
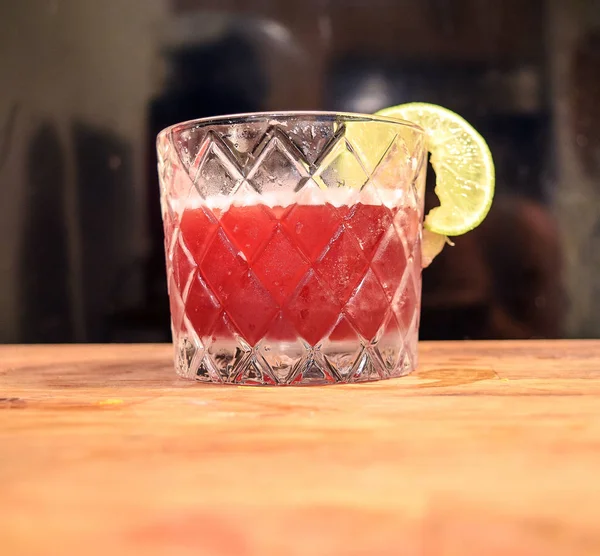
[260,314,306,383]
[393,275,420,340]
[372,312,405,376]
[292,351,339,385]
[191,132,244,198]
[328,315,358,342]
[344,123,398,175]
[345,269,389,340]
[313,134,369,190]
[200,229,248,303]
[163,168,195,223]
[163,213,178,263]
[350,348,383,382]
[171,235,196,292]
[167,273,186,334]
[175,336,199,379]
[185,272,221,338]
[210,312,236,342]
[344,203,393,259]
[172,127,209,174]
[316,227,368,304]
[287,120,337,165]
[159,119,425,384]
[220,205,276,263]
[225,271,279,347]
[247,130,310,193]
[206,327,247,382]
[179,206,218,264]
[371,225,408,301]
[175,316,208,380]
[394,206,421,261]
[325,316,363,379]
[285,270,341,346]
[253,228,310,305]
[369,139,412,192]
[233,356,277,385]
[281,203,343,262]
[223,121,271,167]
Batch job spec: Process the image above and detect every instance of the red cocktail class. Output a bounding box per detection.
[170,201,420,346]
[158,112,425,384]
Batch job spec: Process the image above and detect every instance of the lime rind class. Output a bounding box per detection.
[377,102,495,237]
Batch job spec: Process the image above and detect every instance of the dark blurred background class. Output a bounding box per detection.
[1,0,599,343]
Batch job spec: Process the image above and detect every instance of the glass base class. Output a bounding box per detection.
[174,337,417,385]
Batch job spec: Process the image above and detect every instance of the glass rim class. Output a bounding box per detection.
[158,110,425,139]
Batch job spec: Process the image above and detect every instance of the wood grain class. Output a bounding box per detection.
[1,340,600,556]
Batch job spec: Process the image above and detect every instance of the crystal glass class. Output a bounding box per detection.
[157,112,426,385]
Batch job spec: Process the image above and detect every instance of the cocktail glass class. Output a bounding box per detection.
[157,112,425,385]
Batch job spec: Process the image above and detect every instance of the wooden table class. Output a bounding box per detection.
[1,341,600,556]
